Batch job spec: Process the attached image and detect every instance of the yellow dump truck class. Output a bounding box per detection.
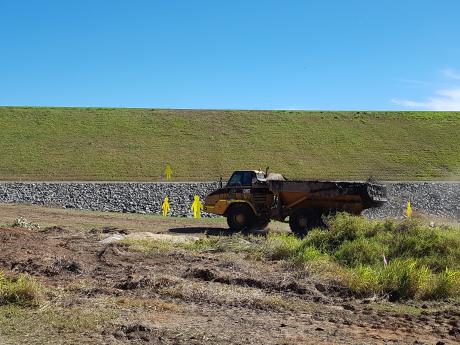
[204,170,387,236]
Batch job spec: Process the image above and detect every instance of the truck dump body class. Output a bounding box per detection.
[269,180,387,215]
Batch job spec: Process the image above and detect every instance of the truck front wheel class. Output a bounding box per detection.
[226,204,255,232]
[289,208,319,237]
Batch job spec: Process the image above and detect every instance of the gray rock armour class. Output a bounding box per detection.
[0,182,458,220]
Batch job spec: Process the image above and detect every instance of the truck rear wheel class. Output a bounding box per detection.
[289,208,319,237]
[226,204,255,232]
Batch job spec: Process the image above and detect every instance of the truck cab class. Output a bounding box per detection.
[203,170,273,231]
[227,170,266,187]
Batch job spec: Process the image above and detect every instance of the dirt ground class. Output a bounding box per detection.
[0,205,459,344]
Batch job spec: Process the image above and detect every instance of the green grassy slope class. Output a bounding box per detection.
[0,107,459,181]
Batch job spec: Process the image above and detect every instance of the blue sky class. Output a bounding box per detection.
[1,0,459,110]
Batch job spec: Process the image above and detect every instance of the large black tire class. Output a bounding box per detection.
[289,208,320,237]
[226,204,256,232]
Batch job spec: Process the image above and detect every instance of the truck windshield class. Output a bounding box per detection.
[227,171,253,186]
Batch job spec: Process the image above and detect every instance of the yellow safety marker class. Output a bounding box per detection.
[406,200,412,219]
[191,195,203,219]
[162,196,170,216]
[164,163,172,180]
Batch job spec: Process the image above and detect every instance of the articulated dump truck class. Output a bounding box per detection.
[204,170,387,236]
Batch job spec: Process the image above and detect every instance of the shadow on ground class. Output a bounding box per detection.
[169,227,233,236]
[169,227,269,237]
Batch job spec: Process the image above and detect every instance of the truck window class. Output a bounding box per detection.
[227,172,243,186]
[227,171,254,187]
[241,172,253,186]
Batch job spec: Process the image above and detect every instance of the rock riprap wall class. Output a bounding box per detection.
[0,182,458,220]
[363,182,459,220]
[0,182,219,217]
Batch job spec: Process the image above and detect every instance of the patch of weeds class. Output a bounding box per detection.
[296,245,329,263]
[335,238,387,267]
[259,233,302,260]
[0,271,42,307]
[422,268,460,300]
[305,213,371,252]
[253,295,294,311]
[121,238,175,254]
[183,236,248,252]
[342,265,380,295]
[304,214,460,300]
[185,235,265,256]
[378,258,432,300]
[12,217,40,230]
[0,300,117,344]
[43,306,114,332]
[388,220,459,271]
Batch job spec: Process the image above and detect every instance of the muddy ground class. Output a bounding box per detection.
[0,208,459,344]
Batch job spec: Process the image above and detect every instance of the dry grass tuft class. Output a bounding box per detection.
[0,271,42,307]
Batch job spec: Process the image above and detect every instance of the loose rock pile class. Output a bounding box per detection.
[0,182,458,220]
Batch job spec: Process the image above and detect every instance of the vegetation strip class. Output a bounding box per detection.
[123,214,460,300]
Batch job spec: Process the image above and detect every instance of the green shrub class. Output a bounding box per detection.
[335,238,386,267]
[306,213,373,252]
[302,228,331,252]
[387,222,460,272]
[422,268,460,300]
[378,259,432,300]
[297,245,328,262]
[301,215,459,300]
[0,272,42,307]
[344,265,380,294]
[262,233,302,260]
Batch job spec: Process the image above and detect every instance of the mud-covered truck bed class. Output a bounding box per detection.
[204,170,387,236]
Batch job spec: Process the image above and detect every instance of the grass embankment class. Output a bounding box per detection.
[125,214,460,300]
[1,107,459,181]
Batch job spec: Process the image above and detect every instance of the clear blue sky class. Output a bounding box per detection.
[1,0,459,110]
